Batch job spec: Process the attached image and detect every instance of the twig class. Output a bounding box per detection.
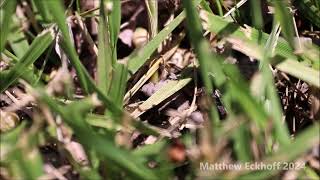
[223,0,248,18]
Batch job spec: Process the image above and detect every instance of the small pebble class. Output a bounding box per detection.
[141,80,168,96]
[190,111,204,124]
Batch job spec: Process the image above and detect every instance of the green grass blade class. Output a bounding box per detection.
[271,0,295,49]
[232,124,252,162]
[108,0,121,60]
[133,140,167,157]
[226,74,268,128]
[32,0,53,23]
[0,29,54,93]
[7,15,30,58]
[1,49,42,86]
[260,22,290,145]
[249,0,263,29]
[213,0,223,16]
[97,0,113,92]
[108,63,128,106]
[127,11,186,75]
[200,0,213,13]
[86,113,161,136]
[3,49,19,62]
[0,0,17,52]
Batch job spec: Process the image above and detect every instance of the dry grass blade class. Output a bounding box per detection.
[131,78,192,118]
[223,0,248,18]
[145,0,158,38]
